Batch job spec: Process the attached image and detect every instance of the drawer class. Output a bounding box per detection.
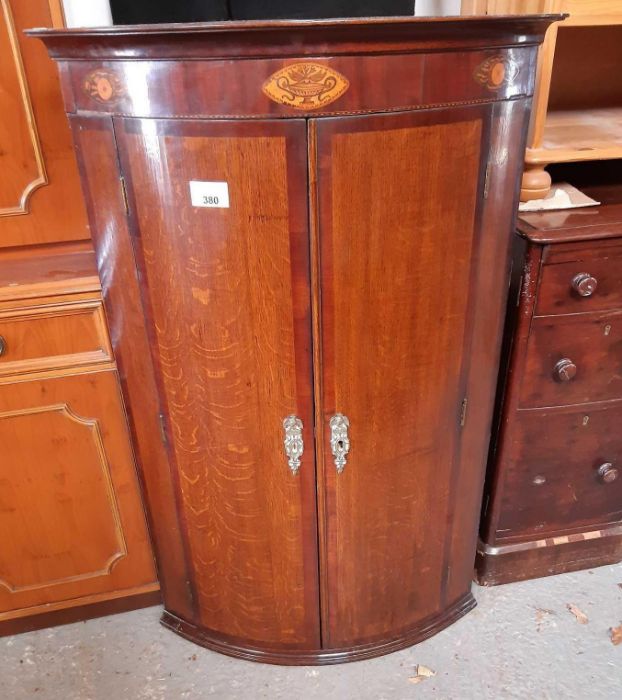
[520,312,622,408]
[536,254,622,316]
[0,302,112,376]
[497,404,622,541]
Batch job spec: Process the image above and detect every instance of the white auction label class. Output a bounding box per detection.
[189,181,230,208]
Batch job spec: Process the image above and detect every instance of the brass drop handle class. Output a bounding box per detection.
[0,335,6,357]
[597,462,618,484]
[283,415,303,476]
[330,413,350,474]
[554,358,577,382]
[572,272,597,297]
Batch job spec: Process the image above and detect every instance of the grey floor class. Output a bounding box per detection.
[3,564,621,700]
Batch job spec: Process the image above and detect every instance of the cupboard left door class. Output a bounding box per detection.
[115,117,320,652]
[0,371,158,625]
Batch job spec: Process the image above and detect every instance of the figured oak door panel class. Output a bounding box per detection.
[116,118,320,649]
[0,371,156,616]
[313,108,489,647]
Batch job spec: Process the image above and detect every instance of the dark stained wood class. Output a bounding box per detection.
[496,404,622,540]
[160,593,475,665]
[520,311,622,408]
[70,115,194,623]
[476,528,622,586]
[34,16,557,662]
[478,172,622,585]
[518,174,622,244]
[58,49,536,121]
[536,243,622,315]
[444,97,532,605]
[0,587,161,637]
[314,107,488,647]
[28,15,560,60]
[116,117,320,649]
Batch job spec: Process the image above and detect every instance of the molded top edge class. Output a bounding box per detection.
[27,14,565,61]
[27,14,564,39]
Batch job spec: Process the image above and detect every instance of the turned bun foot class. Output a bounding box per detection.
[520,166,551,202]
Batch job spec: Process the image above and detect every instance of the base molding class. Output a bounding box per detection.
[161,592,476,666]
[0,585,161,637]
[475,525,622,586]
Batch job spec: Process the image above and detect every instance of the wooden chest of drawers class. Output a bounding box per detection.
[477,190,622,585]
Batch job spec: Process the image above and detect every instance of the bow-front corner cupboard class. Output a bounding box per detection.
[32,16,558,664]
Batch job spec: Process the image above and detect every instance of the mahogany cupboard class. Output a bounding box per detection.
[33,16,558,663]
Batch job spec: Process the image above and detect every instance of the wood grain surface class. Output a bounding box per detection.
[536,246,622,315]
[71,115,193,621]
[0,301,111,376]
[0,0,89,247]
[313,108,487,647]
[117,117,320,648]
[0,370,156,616]
[497,403,622,540]
[479,191,622,584]
[520,311,622,407]
[34,14,558,661]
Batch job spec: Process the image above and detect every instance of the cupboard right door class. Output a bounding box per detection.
[312,106,492,649]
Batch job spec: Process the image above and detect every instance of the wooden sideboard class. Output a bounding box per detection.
[477,167,622,585]
[0,248,159,635]
[34,15,558,663]
[0,0,159,634]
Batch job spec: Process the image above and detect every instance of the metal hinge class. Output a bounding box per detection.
[120,175,129,215]
[459,397,468,427]
[483,161,492,199]
[158,412,168,446]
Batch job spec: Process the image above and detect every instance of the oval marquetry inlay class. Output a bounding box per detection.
[83,68,126,104]
[262,62,349,110]
[474,54,519,91]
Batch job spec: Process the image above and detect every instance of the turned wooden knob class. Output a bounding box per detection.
[554,358,576,382]
[597,463,618,484]
[520,166,552,201]
[572,273,598,297]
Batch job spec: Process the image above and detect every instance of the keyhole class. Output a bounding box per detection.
[604,324,612,336]
[337,440,344,449]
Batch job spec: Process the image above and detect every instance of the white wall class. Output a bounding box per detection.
[62,0,112,27]
[415,0,461,15]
